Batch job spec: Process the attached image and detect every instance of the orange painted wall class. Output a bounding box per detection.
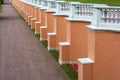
[88,30,120,80]
[35,9,41,33]
[35,8,40,22]
[78,63,94,80]
[59,45,70,61]
[88,30,95,61]
[40,11,48,40]
[94,31,120,80]
[40,10,46,27]
[48,35,56,48]
[54,16,68,47]
[67,21,90,61]
[33,7,36,18]
[46,12,55,33]
[38,9,41,23]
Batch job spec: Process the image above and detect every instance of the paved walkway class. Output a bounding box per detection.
[0,2,71,80]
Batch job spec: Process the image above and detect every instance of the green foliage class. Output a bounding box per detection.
[35,33,40,39]
[49,50,59,61]
[0,0,4,4]
[41,40,48,48]
[31,28,35,33]
[65,0,120,6]
[61,64,78,80]
[0,6,2,12]
[0,0,3,13]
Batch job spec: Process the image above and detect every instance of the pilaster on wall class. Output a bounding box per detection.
[40,26,47,41]
[78,58,94,80]
[59,42,70,64]
[47,33,57,50]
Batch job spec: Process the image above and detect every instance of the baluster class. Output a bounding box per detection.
[78,5,80,15]
[90,5,93,16]
[109,9,112,23]
[82,5,85,16]
[79,5,81,15]
[104,9,107,23]
[83,5,86,16]
[86,5,89,16]
[61,3,63,11]
[115,9,118,24]
[117,9,120,23]
[64,3,66,11]
[100,9,103,23]
[85,5,88,16]
[75,5,79,16]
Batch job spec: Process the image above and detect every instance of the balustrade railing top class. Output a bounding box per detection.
[66,2,107,22]
[88,6,120,31]
[46,0,57,12]
[40,0,49,10]
[54,1,70,16]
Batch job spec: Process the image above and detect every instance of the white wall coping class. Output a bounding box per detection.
[40,26,47,28]
[87,25,120,32]
[66,17,92,22]
[59,42,70,46]
[31,18,36,20]
[59,59,78,65]
[78,58,94,64]
[35,22,41,24]
[40,6,48,10]
[45,9,57,13]
[28,16,33,18]
[53,13,69,16]
[48,32,56,35]
[47,0,56,1]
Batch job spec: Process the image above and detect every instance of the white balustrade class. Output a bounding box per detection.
[67,2,107,22]
[68,2,94,21]
[47,0,57,12]
[37,0,42,7]
[88,6,120,31]
[100,8,120,24]
[55,1,70,16]
[40,0,49,10]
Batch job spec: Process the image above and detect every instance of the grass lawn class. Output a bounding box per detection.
[41,40,48,48]
[65,0,120,6]
[0,6,2,13]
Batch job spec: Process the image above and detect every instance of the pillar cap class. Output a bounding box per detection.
[78,58,94,64]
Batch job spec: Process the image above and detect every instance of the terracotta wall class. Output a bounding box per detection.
[67,21,90,61]
[93,31,120,80]
[46,12,55,33]
[54,16,68,47]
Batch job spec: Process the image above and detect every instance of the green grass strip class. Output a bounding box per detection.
[35,33,40,39]
[49,50,59,62]
[61,64,78,80]
[0,6,2,13]
[41,40,48,48]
